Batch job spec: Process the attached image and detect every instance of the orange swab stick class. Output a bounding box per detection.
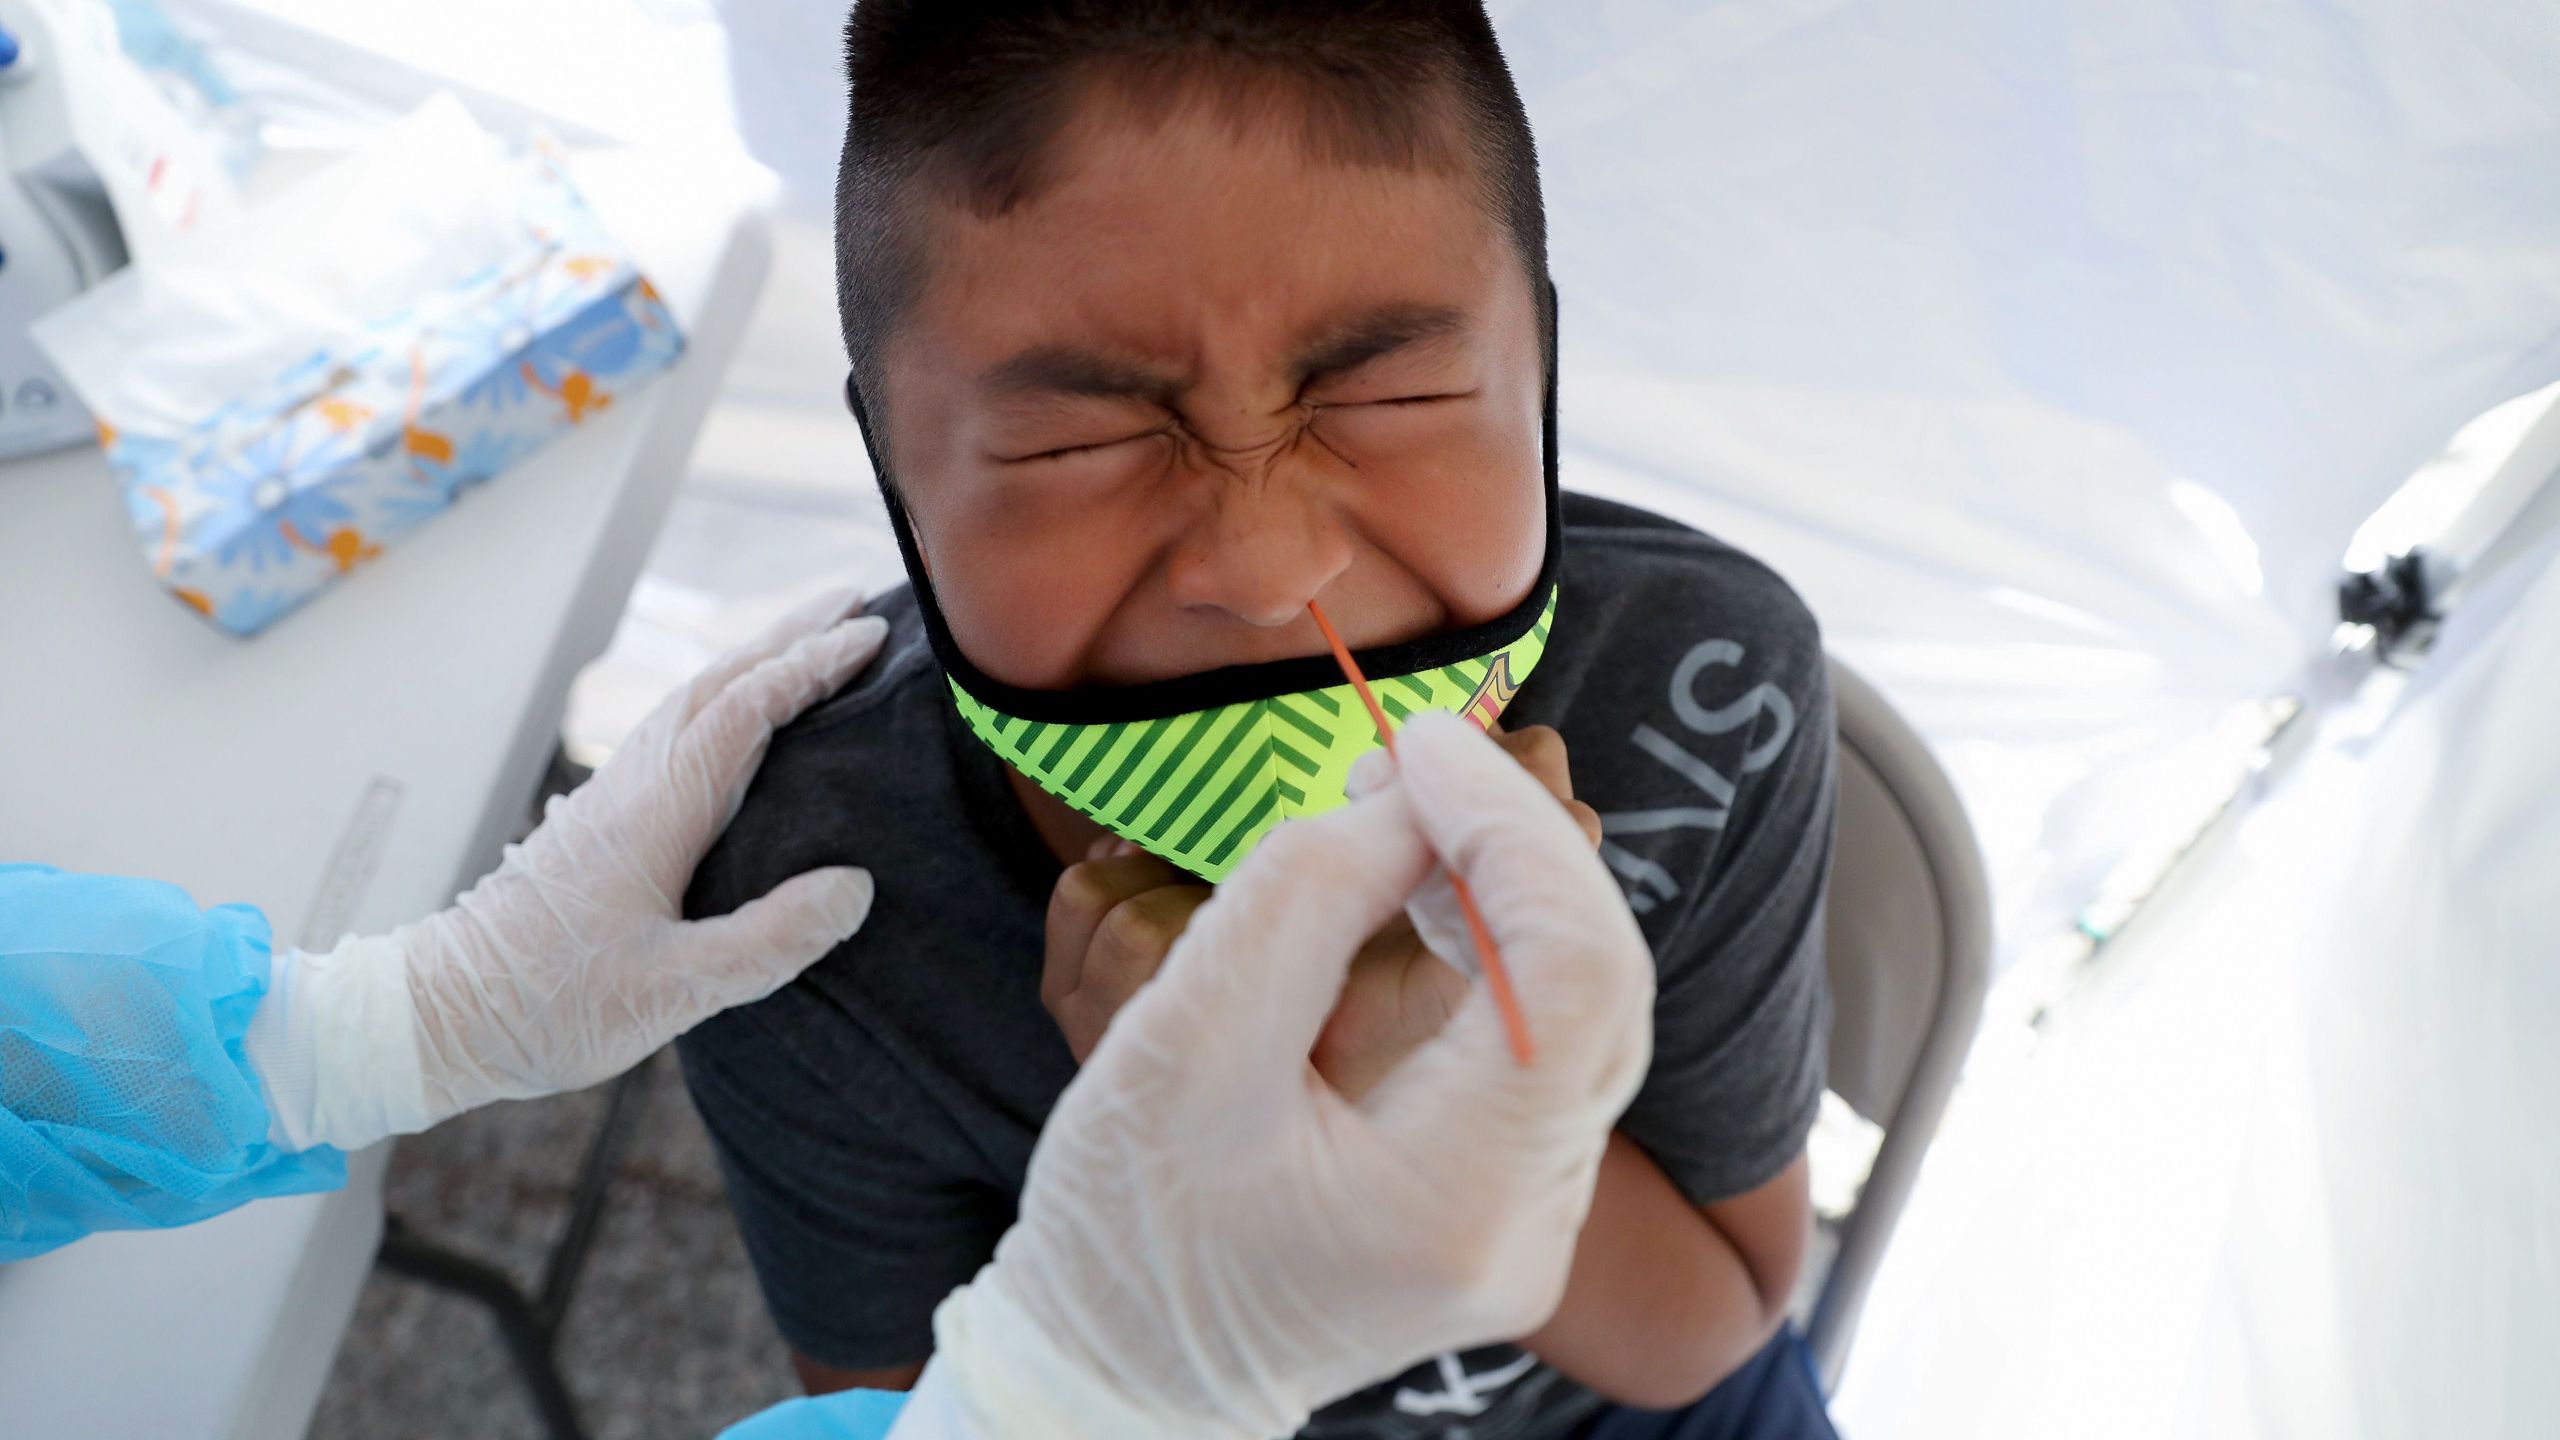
[1307,600,1536,1068]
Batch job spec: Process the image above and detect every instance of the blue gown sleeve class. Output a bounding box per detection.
[1,865,346,1262]
[716,1391,911,1440]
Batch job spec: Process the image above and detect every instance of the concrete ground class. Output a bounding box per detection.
[308,1055,798,1440]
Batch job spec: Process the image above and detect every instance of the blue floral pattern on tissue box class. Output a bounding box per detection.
[106,142,684,635]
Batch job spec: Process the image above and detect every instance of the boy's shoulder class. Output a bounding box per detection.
[773,582,946,739]
[1530,492,1834,937]
[1537,490,1828,735]
[683,583,994,926]
[1553,490,1822,661]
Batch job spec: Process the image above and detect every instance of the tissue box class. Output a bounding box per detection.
[91,136,683,636]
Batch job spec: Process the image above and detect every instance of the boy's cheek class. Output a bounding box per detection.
[935,521,1154,688]
[894,464,1154,690]
[1352,447,1546,624]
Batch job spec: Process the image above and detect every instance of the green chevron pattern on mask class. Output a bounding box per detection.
[951,590,1556,882]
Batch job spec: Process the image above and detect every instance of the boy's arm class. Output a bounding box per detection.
[1522,1139,1809,1409]
[795,1356,926,1395]
[783,1139,1811,1411]
[786,1148,1815,1410]
[1525,569,1838,1409]
[675,990,1003,1405]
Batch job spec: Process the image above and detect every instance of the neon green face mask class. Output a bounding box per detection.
[843,292,1562,881]
[945,586,1554,880]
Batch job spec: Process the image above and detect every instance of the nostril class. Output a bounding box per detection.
[1232,596,1317,629]
[1163,524,1353,628]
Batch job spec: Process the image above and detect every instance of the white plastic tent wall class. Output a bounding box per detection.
[1830,535,2560,1439]
[1485,0,2560,964]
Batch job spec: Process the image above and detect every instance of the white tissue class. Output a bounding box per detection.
[31,93,531,435]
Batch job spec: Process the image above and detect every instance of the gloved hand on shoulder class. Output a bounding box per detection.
[249,588,889,1151]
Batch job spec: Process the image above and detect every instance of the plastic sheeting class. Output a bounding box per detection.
[1488,0,2560,958]
[1829,535,2560,1437]
[157,0,741,154]
[704,0,2560,965]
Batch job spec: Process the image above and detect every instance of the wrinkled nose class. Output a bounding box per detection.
[1160,441,1353,628]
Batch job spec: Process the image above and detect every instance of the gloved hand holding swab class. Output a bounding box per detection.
[1310,597,1540,1067]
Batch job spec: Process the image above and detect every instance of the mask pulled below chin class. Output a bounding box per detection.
[951,585,1556,881]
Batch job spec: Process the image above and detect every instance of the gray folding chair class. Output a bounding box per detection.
[1803,657,1992,1392]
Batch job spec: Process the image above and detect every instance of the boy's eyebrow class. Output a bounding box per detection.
[1293,303,1470,383]
[979,346,1184,405]
[974,302,1469,404]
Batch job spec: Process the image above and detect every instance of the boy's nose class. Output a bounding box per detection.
[1161,471,1353,628]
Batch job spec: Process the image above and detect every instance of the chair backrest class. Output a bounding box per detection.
[1805,656,1992,1391]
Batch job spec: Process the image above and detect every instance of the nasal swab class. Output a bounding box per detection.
[1307,600,1536,1068]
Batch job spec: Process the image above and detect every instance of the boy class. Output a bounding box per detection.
[680,4,1838,1436]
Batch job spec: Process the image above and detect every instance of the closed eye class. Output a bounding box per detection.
[1318,389,1478,411]
[1007,427,1170,464]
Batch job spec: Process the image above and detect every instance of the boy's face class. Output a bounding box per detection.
[876,88,1548,690]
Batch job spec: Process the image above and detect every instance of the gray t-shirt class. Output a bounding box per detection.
[678,491,1836,1440]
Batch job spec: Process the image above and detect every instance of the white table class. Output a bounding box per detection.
[0,143,771,1440]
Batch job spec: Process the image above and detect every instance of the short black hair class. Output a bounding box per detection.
[835,0,1548,405]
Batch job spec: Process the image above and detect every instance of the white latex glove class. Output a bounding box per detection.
[247,589,889,1152]
[916,710,1657,1440]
